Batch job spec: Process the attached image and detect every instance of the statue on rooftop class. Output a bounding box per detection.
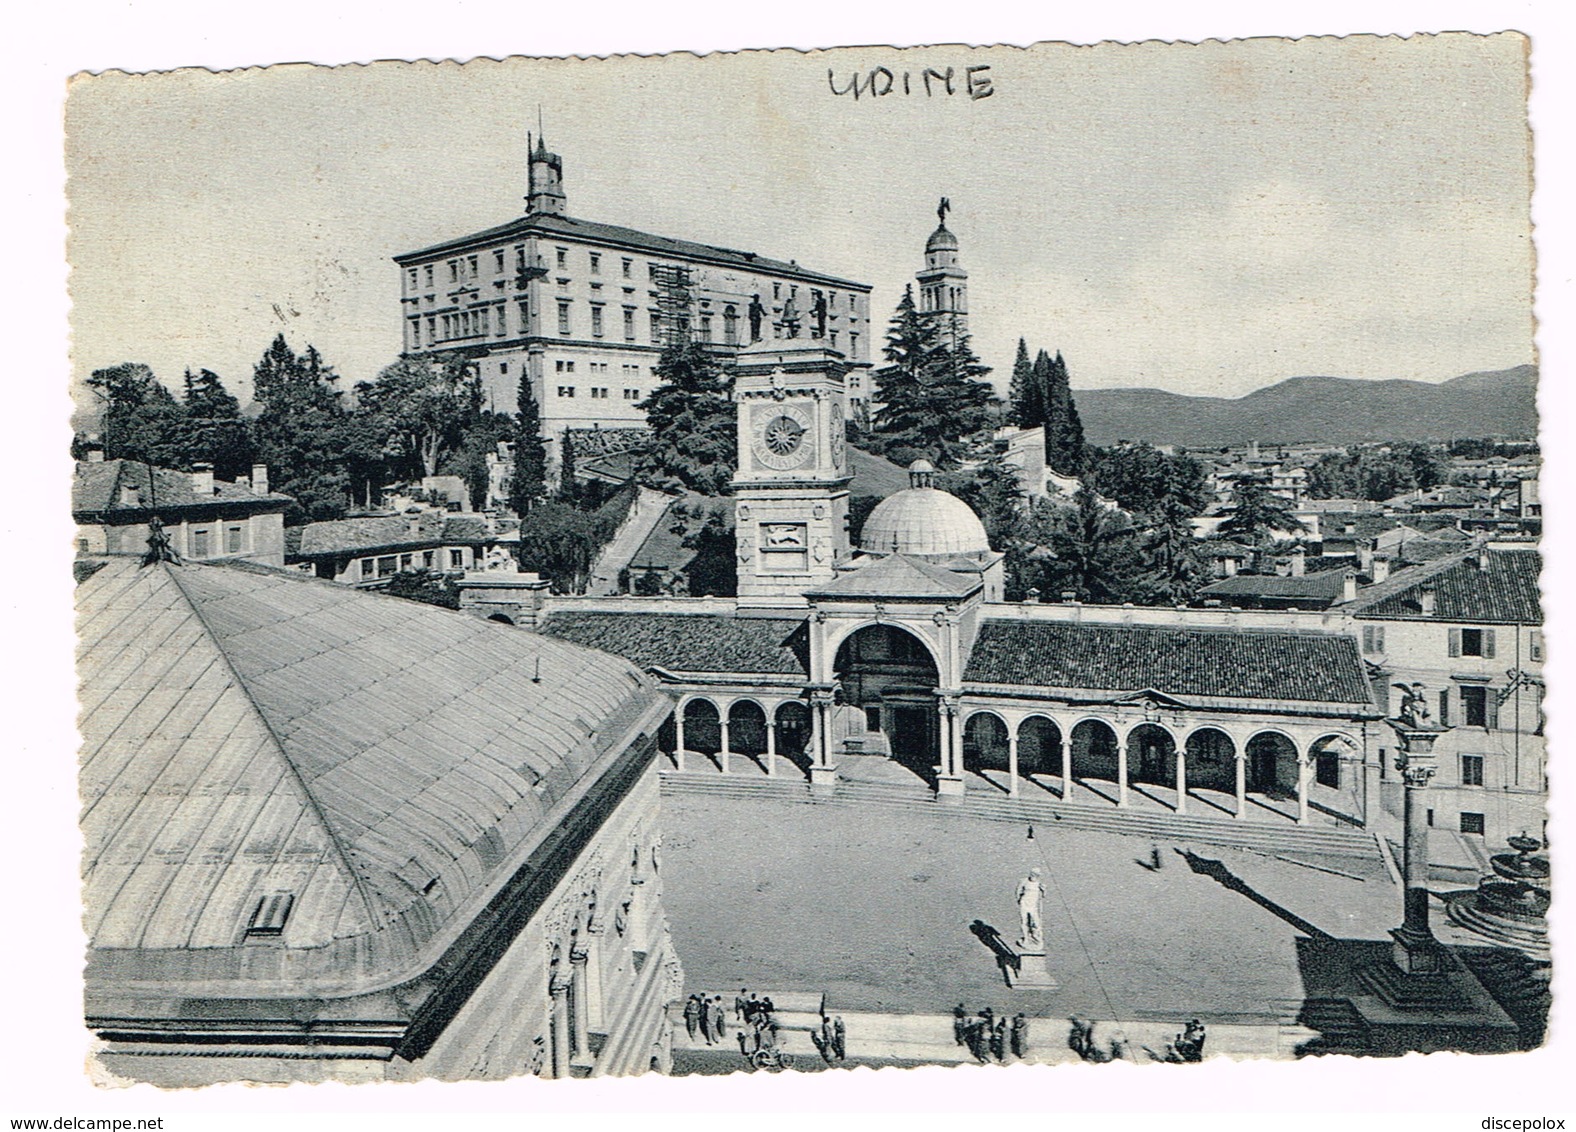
[748,294,766,342]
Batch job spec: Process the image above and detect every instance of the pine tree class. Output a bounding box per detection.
[1218,478,1308,546]
[86,362,189,468]
[509,371,548,517]
[178,367,251,479]
[1008,338,1044,429]
[1043,350,1085,474]
[872,286,997,469]
[635,340,737,495]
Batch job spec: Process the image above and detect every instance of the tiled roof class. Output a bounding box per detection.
[538,611,809,676]
[965,620,1373,706]
[808,553,980,599]
[296,512,496,557]
[396,212,868,291]
[77,558,663,995]
[1350,548,1542,624]
[1198,571,1349,604]
[73,459,291,516]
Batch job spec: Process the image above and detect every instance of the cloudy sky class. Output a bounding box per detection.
[66,34,1531,406]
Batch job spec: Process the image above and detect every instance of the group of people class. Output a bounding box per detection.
[732,989,783,1059]
[810,1013,847,1064]
[1067,1016,1208,1064]
[952,1005,1029,1064]
[682,993,732,1046]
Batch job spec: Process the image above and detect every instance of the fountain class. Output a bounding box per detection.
[1446,834,1551,960]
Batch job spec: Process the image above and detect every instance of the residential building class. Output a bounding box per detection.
[393,134,873,464]
[78,556,681,1084]
[290,509,513,585]
[1342,546,1545,846]
[73,456,291,567]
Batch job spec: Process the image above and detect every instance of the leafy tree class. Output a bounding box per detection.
[250,334,386,521]
[1008,338,1044,429]
[357,352,477,480]
[182,367,241,419]
[383,568,460,609]
[1136,497,1206,604]
[515,486,637,593]
[678,505,737,597]
[1218,478,1307,546]
[1042,487,1140,603]
[86,362,189,468]
[509,370,548,516]
[871,286,996,469]
[440,409,512,512]
[1088,443,1209,520]
[1041,350,1085,474]
[636,340,736,495]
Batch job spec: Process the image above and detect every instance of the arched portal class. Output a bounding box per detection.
[1184,727,1237,795]
[1070,719,1120,785]
[1309,733,1364,826]
[1127,723,1177,788]
[1018,716,1065,795]
[681,698,721,756]
[834,623,941,782]
[1245,731,1299,798]
[728,700,769,759]
[773,701,811,775]
[963,711,1010,774]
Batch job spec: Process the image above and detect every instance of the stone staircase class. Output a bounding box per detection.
[661,771,1386,864]
[586,487,673,596]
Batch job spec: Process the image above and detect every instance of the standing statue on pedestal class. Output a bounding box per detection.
[1016,869,1046,952]
[748,293,766,342]
[1395,681,1432,729]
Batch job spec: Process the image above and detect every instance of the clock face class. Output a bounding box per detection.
[753,404,812,471]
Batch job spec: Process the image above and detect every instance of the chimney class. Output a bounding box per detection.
[1289,547,1306,577]
[1358,539,1374,574]
[1372,555,1391,584]
[1419,587,1437,616]
[1477,545,1491,571]
[408,514,422,538]
[190,463,214,497]
[1342,571,1358,604]
[252,463,269,495]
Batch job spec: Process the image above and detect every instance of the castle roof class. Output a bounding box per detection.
[395,212,868,292]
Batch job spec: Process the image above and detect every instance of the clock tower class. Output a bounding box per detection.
[732,340,853,605]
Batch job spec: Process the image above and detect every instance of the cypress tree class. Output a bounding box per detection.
[559,429,580,502]
[509,370,548,517]
[1009,338,1044,429]
[1043,349,1085,474]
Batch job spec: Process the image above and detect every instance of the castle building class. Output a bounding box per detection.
[393,135,874,462]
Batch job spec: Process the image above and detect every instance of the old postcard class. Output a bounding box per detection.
[62,32,1549,1094]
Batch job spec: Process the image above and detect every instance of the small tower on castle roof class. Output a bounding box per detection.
[526,123,566,216]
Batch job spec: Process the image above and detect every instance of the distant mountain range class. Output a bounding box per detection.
[1074,365,1537,448]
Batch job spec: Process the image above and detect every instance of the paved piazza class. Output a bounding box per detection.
[661,788,1400,1025]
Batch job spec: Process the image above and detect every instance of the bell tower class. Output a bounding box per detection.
[916,196,968,343]
[731,341,853,606]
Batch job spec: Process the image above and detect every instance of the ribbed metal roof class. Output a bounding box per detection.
[78,558,665,997]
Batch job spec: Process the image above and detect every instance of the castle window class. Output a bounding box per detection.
[698,315,712,342]
[424,265,434,288]
[557,300,572,335]
[494,249,505,273]
[1461,754,1485,787]
[558,386,576,398]
[450,549,465,569]
[590,304,605,338]
[500,361,509,375]
[622,258,633,278]
[556,247,568,269]
[589,252,601,275]
[468,254,479,276]
[449,260,459,283]
[623,306,636,340]
[496,304,507,335]
[226,525,244,554]
[624,389,640,400]
[723,306,738,345]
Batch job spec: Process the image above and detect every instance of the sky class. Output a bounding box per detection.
[66,35,1533,408]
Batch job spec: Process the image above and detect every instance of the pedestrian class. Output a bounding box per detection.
[953,1003,967,1045]
[832,1015,846,1061]
[737,1029,749,1058]
[735,989,749,1022]
[699,995,716,1045]
[684,994,701,1041]
[761,995,775,1017]
[1010,1013,1029,1060]
[966,1018,989,1063]
[710,996,727,1042]
[990,1017,1006,1062]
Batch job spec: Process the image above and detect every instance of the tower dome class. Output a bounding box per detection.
[925,223,959,253]
[860,463,990,558]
